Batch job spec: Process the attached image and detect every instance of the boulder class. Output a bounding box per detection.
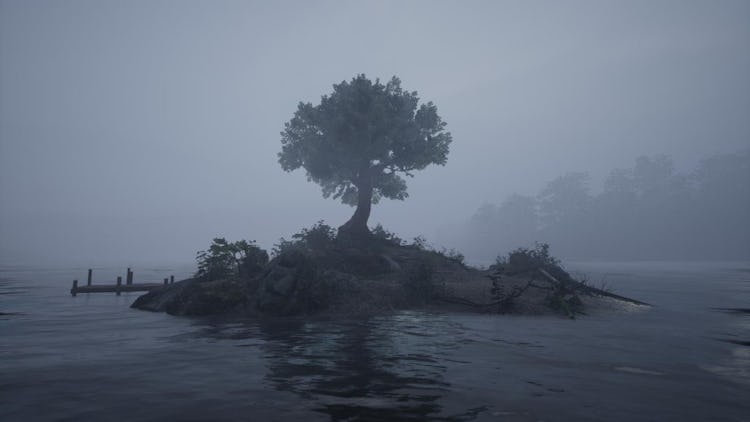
[255,250,330,316]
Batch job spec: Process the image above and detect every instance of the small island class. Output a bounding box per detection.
[132,227,645,318]
[133,75,644,318]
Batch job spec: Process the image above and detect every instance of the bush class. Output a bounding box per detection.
[438,247,466,266]
[371,224,403,245]
[196,238,269,281]
[410,235,428,250]
[493,242,561,275]
[273,221,337,256]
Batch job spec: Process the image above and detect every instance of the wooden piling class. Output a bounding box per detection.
[71,282,163,294]
[69,268,177,296]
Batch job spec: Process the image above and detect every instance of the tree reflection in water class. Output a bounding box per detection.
[260,315,457,420]
[190,312,487,421]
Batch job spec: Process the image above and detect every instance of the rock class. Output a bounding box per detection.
[131,278,250,316]
[256,250,326,316]
[379,254,402,272]
[130,279,195,313]
[338,253,392,275]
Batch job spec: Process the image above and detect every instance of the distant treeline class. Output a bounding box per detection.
[447,150,750,262]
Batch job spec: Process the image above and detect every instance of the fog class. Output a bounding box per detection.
[1,0,748,266]
[440,151,750,264]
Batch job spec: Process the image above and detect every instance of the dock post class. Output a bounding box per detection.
[116,276,122,295]
[87,269,92,286]
[71,280,78,296]
[170,275,174,284]
[163,277,168,285]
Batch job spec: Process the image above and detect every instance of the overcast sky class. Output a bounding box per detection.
[1,0,748,265]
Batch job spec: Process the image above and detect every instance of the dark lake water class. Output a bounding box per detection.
[1,261,748,421]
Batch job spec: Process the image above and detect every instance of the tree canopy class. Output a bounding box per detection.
[279,74,452,236]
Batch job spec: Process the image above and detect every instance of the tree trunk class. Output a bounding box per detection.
[339,164,373,239]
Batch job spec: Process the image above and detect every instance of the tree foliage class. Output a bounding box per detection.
[279,74,452,234]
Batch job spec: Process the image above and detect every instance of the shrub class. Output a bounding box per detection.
[438,247,466,266]
[371,224,403,245]
[405,235,466,266]
[273,221,337,256]
[493,242,561,275]
[410,235,428,250]
[196,238,269,281]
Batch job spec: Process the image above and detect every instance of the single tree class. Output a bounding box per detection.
[279,75,452,237]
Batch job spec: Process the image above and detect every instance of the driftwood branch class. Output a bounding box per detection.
[540,267,652,306]
[436,276,536,310]
[529,283,554,291]
[538,268,560,284]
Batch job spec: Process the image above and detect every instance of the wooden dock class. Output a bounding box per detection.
[70,268,175,296]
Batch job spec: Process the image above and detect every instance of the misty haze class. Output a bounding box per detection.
[1,1,748,421]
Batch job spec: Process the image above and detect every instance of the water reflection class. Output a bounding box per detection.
[189,313,487,421]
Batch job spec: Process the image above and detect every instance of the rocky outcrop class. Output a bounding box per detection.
[131,278,250,316]
[255,249,326,315]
